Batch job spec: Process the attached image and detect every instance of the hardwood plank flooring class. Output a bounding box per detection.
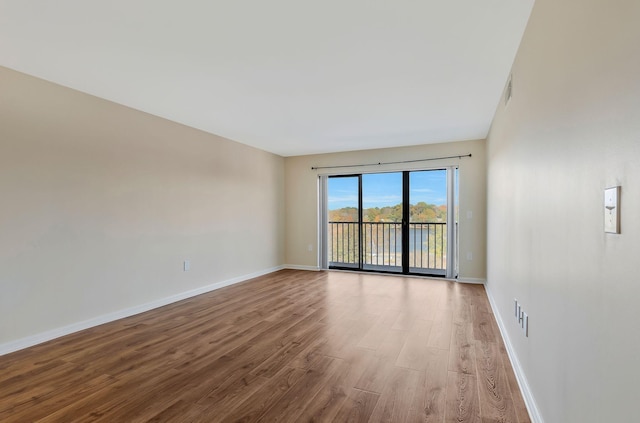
[406,347,448,423]
[445,371,481,423]
[474,341,518,423]
[0,270,530,422]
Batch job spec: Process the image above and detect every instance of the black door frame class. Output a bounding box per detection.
[328,170,449,277]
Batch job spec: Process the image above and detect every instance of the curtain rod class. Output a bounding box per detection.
[311,153,472,170]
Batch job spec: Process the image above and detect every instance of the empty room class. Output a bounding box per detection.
[1,0,638,422]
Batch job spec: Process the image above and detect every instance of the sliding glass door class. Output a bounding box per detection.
[326,168,457,277]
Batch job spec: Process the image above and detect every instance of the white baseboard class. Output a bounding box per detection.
[484,283,545,423]
[0,265,285,356]
[283,264,321,271]
[456,277,486,284]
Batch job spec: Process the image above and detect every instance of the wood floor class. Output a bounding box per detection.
[0,270,530,422]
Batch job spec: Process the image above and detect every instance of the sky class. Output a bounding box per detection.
[328,170,448,210]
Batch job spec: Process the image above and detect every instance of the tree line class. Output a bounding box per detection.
[329,202,446,223]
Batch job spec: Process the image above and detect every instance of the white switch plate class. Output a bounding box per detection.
[308,244,313,252]
[604,186,620,234]
[466,252,473,261]
[467,211,473,219]
[184,260,191,271]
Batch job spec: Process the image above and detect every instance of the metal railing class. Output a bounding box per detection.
[328,221,447,272]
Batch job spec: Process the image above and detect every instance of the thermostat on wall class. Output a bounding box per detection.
[604,186,620,234]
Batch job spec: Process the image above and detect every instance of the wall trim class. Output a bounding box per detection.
[484,282,545,423]
[283,264,321,271]
[0,265,285,356]
[456,277,486,284]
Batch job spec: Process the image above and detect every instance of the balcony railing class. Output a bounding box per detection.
[329,221,447,274]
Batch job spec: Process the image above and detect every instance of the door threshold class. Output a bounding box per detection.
[327,268,451,281]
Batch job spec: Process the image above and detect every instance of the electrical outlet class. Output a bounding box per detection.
[514,298,529,337]
[518,306,523,326]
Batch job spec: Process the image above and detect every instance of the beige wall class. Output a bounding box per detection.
[0,67,285,346]
[486,0,640,422]
[284,139,487,280]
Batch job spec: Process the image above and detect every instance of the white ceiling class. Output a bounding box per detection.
[0,0,533,156]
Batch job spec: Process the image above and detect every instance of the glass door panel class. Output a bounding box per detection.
[409,170,447,275]
[328,176,360,268]
[361,172,403,272]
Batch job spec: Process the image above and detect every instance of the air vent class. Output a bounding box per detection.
[505,74,513,105]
